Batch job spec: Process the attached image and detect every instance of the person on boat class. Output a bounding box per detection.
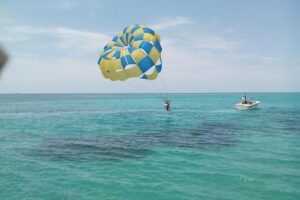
[241,96,246,104]
[164,100,170,111]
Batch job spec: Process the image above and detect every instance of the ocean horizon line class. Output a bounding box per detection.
[0,91,299,95]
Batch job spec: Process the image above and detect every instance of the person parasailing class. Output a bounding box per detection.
[164,100,170,111]
[97,24,169,110]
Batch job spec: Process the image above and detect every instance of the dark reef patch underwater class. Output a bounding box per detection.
[25,121,239,161]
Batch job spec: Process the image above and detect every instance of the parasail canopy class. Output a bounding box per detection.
[98,24,162,81]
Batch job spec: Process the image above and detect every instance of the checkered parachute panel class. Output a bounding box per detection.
[98,24,162,81]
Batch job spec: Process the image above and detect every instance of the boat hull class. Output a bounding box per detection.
[235,101,260,110]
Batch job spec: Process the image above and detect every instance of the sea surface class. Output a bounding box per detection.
[0,93,299,200]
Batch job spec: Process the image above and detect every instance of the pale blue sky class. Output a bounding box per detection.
[0,0,299,93]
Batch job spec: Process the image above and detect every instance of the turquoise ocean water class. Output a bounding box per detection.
[0,93,299,200]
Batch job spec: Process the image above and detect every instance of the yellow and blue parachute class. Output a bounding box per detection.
[98,24,162,81]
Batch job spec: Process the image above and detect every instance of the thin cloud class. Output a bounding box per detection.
[1,16,298,93]
[59,0,77,11]
[2,24,110,41]
[1,23,111,51]
[150,17,194,31]
[55,27,111,50]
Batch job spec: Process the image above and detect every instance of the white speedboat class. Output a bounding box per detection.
[235,94,260,110]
